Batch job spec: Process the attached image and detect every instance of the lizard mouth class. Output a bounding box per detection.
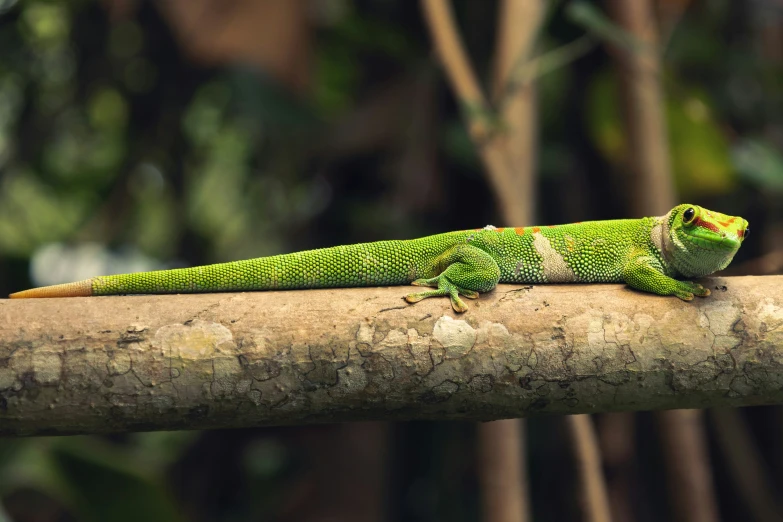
[683,228,742,252]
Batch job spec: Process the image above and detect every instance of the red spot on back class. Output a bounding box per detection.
[532,227,541,233]
[694,217,720,233]
[547,225,557,228]
[514,227,525,235]
[737,229,744,238]
[495,227,505,233]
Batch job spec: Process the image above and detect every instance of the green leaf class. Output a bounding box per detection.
[585,71,735,198]
[49,438,184,522]
[732,138,783,192]
[666,94,736,197]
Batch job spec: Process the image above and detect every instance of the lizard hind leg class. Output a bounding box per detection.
[404,244,500,313]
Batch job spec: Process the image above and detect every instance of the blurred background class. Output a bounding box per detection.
[0,0,782,521]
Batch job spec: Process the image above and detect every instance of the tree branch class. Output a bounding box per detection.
[1,276,781,436]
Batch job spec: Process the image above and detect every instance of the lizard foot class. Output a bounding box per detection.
[405,275,479,313]
[404,289,469,313]
[674,281,711,301]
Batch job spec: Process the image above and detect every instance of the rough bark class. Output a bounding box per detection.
[0,276,781,437]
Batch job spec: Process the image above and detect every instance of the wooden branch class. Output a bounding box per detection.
[1,276,782,436]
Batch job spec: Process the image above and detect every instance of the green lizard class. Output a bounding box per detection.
[9,204,748,312]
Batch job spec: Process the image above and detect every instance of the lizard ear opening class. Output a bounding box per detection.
[682,207,696,225]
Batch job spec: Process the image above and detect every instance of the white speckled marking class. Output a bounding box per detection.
[650,211,671,263]
[32,351,62,384]
[532,233,576,283]
[483,225,498,231]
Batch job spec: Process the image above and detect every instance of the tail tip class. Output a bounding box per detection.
[9,279,93,299]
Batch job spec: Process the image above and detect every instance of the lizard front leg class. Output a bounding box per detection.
[622,254,710,301]
[404,244,500,312]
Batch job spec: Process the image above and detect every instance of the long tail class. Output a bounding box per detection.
[9,240,425,298]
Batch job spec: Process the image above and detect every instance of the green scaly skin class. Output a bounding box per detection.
[9,204,749,312]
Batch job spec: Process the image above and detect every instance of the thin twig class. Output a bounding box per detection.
[502,34,598,100]
[567,415,613,522]
[420,0,493,141]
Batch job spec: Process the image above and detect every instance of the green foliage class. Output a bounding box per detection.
[666,93,736,196]
[0,437,187,521]
[733,138,783,193]
[586,71,736,198]
[0,169,93,255]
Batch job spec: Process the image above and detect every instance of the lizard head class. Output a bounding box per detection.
[664,204,749,277]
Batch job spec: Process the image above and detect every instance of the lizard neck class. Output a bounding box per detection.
[649,211,678,275]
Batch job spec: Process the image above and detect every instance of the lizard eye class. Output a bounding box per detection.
[683,207,695,224]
